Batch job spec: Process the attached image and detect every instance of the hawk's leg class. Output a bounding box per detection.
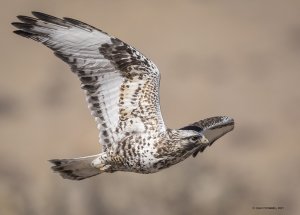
[91,152,112,173]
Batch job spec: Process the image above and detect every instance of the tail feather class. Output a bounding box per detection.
[49,154,101,180]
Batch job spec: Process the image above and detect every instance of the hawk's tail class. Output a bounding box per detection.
[49,154,101,180]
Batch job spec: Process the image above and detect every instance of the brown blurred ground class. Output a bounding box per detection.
[1,0,300,215]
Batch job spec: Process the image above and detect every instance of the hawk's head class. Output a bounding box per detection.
[169,130,209,153]
[180,116,234,156]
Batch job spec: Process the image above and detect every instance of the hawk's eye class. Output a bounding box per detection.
[190,136,199,142]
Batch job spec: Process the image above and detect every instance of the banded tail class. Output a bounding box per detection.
[49,154,101,180]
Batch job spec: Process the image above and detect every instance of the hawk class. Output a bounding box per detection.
[12,12,234,180]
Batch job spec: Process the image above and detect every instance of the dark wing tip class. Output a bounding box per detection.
[13,30,43,42]
[17,15,37,24]
[11,22,32,30]
[32,11,55,20]
[13,30,33,38]
[31,11,70,27]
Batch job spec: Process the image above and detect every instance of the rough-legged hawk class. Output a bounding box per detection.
[12,12,234,180]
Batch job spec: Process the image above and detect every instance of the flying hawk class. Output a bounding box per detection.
[12,12,234,180]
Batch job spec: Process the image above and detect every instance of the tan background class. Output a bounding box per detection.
[1,0,300,214]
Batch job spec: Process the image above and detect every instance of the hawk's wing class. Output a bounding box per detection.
[12,12,166,150]
[180,116,234,156]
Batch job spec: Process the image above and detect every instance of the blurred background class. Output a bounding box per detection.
[1,0,300,214]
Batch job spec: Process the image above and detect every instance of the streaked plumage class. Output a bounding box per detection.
[12,12,234,180]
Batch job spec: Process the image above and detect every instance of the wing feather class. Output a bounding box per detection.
[180,116,234,156]
[12,12,166,150]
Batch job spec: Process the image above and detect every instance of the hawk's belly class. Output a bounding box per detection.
[106,133,192,174]
[108,148,188,174]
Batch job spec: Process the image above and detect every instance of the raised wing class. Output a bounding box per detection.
[12,12,166,150]
[180,116,234,156]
